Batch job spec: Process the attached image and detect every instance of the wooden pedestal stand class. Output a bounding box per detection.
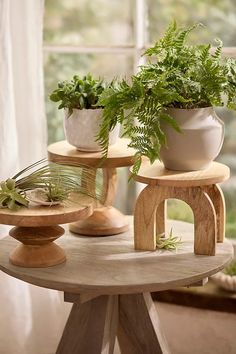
[48,138,136,236]
[0,198,92,267]
[0,218,233,353]
[133,161,230,255]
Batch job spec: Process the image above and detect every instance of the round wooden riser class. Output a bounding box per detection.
[0,199,93,267]
[48,139,136,236]
[69,207,129,236]
[10,243,66,268]
[47,138,136,168]
[9,226,66,268]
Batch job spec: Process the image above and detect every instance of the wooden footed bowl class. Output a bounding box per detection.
[0,197,93,268]
[9,226,66,268]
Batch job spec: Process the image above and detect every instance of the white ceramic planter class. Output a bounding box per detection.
[211,272,236,292]
[211,243,236,292]
[64,108,120,151]
[160,107,224,171]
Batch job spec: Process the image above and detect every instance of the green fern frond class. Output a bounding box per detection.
[213,39,223,60]
[129,153,142,180]
[174,23,202,50]
[160,113,181,133]
[198,44,211,62]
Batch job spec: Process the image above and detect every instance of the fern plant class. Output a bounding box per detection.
[97,21,236,174]
[50,74,105,115]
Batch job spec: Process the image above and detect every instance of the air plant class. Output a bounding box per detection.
[156,228,182,250]
[0,179,29,210]
[0,159,104,211]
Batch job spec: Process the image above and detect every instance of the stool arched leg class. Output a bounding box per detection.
[156,201,166,237]
[134,185,217,255]
[134,185,159,251]
[203,184,225,243]
[165,187,217,256]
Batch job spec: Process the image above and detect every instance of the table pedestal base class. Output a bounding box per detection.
[69,206,129,236]
[56,292,170,354]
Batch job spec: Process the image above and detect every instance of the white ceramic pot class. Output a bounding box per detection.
[64,108,120,151]
[160,107,224,171]
[211,272,236,292]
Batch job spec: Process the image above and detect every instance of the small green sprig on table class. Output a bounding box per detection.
[156,228,182,250]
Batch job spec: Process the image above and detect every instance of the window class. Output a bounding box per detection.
[43,0,236,237]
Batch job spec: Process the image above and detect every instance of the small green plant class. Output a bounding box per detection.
[49,74,105,115]
[0,160,104,211]
[224,260,236,276]
[0,179,29,211]
[46,181,69,202]
[97,21,236,174]
[156,228,182,250]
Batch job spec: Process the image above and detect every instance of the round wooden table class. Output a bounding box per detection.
[48,138,136,236]
[0,217,233,354]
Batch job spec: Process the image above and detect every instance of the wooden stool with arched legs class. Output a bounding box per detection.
[48,138,136,236]
[133,161,230,255]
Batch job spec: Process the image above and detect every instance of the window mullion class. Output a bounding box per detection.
[134,0,148,72]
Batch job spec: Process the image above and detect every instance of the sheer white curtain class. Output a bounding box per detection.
[0,0,47,177]
[0,1,69,353]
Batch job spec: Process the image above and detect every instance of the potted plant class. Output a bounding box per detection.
[50,74,120,152]
[97,21,236,173]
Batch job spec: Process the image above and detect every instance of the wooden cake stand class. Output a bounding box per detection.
[0,197,93,267]
[48,138,136,236]
[0,218,233,353]
[133,161,230,256]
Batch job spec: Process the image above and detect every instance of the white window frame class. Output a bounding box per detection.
[43,0,236,72]
[43,0,148,74]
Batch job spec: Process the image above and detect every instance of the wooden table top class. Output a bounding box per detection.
[48,138,136,168]
[133,161,230,187]
[0,218,233,295]
[0,196,93,227]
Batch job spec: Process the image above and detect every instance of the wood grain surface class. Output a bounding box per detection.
[0,217,233,295]
[48,138,136,168]
[133,161,230,187]
[69,207,129,236]
[56,295,118,354]
[203,184,226,243]
[134,185,217,255]
[0,196,93,227]
[118,293,170,354]
[8,226,66,268]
